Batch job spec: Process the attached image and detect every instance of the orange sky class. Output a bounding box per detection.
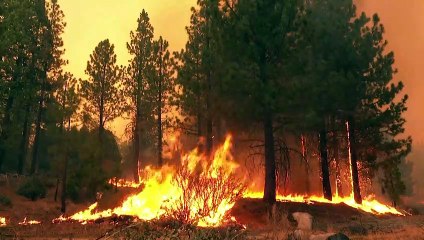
[60,0,424,144]
[60,0,196,137]
[357,0,424,144]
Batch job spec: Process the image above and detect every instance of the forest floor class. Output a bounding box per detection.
[1,181,424,239]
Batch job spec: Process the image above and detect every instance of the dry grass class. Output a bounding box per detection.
[351,226,424,240]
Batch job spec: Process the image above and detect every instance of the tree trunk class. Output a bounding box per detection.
[133,114,141,183]
[334,133,343,197]
[31,66,49,175]
[205,67,213,157]
[346,117,362,204]
[263,111,276,203]
[301,135,310,195]
[133,75,142,182]
[54,178,59,202]
[319,126,332,201]
[157,42,163,167]
[30,92,44,175]
[61,118,70,213]
[0,57,22,172]
[18,104,31,174]
[0,95,14,172]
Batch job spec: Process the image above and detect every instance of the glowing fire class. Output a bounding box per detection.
[54,134,404,227]
[57,135,244,227]
[108,178,143,188]
[244,192,403,215]
[18,217,41,225]
[0,217,6,226]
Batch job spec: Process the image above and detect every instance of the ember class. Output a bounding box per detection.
[0,217,6,226]
[18,217,41,225]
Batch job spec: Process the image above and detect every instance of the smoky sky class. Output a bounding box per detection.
[357,0,424,144]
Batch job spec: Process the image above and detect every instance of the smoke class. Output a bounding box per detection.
[356,0,424,204]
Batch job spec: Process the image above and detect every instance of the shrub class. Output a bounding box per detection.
[17,178,47,201]
[0,194,12,207]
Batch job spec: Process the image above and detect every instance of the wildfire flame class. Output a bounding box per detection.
[244,192,403,215]
[57,135,244,227]
[18,217,41,225]
[0,217,6,226]
[107,178,143,188]
[54,134,404,227]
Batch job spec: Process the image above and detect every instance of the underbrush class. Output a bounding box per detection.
[16,177,47,201]
[0,194,12,207]
[107,220,247,240]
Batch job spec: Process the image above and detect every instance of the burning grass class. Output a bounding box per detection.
[243,192,404,216]
[49,134,406,230]
[18,217,41,225]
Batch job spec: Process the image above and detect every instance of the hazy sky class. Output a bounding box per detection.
[61,0,196,77]
[60,0,424,143]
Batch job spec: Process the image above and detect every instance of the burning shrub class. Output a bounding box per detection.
[164,137,246,226]
[17,177,47,201]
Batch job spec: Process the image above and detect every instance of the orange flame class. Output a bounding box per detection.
[57,135,244,227]
[244,191,403,215]
[18,217,41,225]
[0,217,6,226]
[55,134,404,227]
[108,178,143,188]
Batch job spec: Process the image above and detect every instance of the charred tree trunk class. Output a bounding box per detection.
[347,117,362,204]
[133,99,141,183]
[263,111,276,203]
[54,178,59,202]
[319,126,332,201]
[334,133,343,197]
[18,104,31,174]
[301,135,310,195]
[133,68,143,183]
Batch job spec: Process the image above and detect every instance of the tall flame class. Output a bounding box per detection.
[60,135,244,227]
[55,134,404,227]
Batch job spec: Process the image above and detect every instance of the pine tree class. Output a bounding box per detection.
[221,0,298,203]
[82,39,123,151]
[149,37,174,166]
[125,10,154,182]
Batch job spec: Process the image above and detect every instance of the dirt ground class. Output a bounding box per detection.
[1,182,424,239]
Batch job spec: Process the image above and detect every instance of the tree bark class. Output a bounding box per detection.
[133,72,142,183]
[133,109,141,183]
[0,95,14,172]
[263,111,276,203]
[301,135,310,195]
[205,53,213,157]
[30,91,44,175]
[334,132,343,197]
[347,117,362,204]
[61,118,71,213]
[319,126,332,201]
[157,41,163,167]
[18,104,30,174]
